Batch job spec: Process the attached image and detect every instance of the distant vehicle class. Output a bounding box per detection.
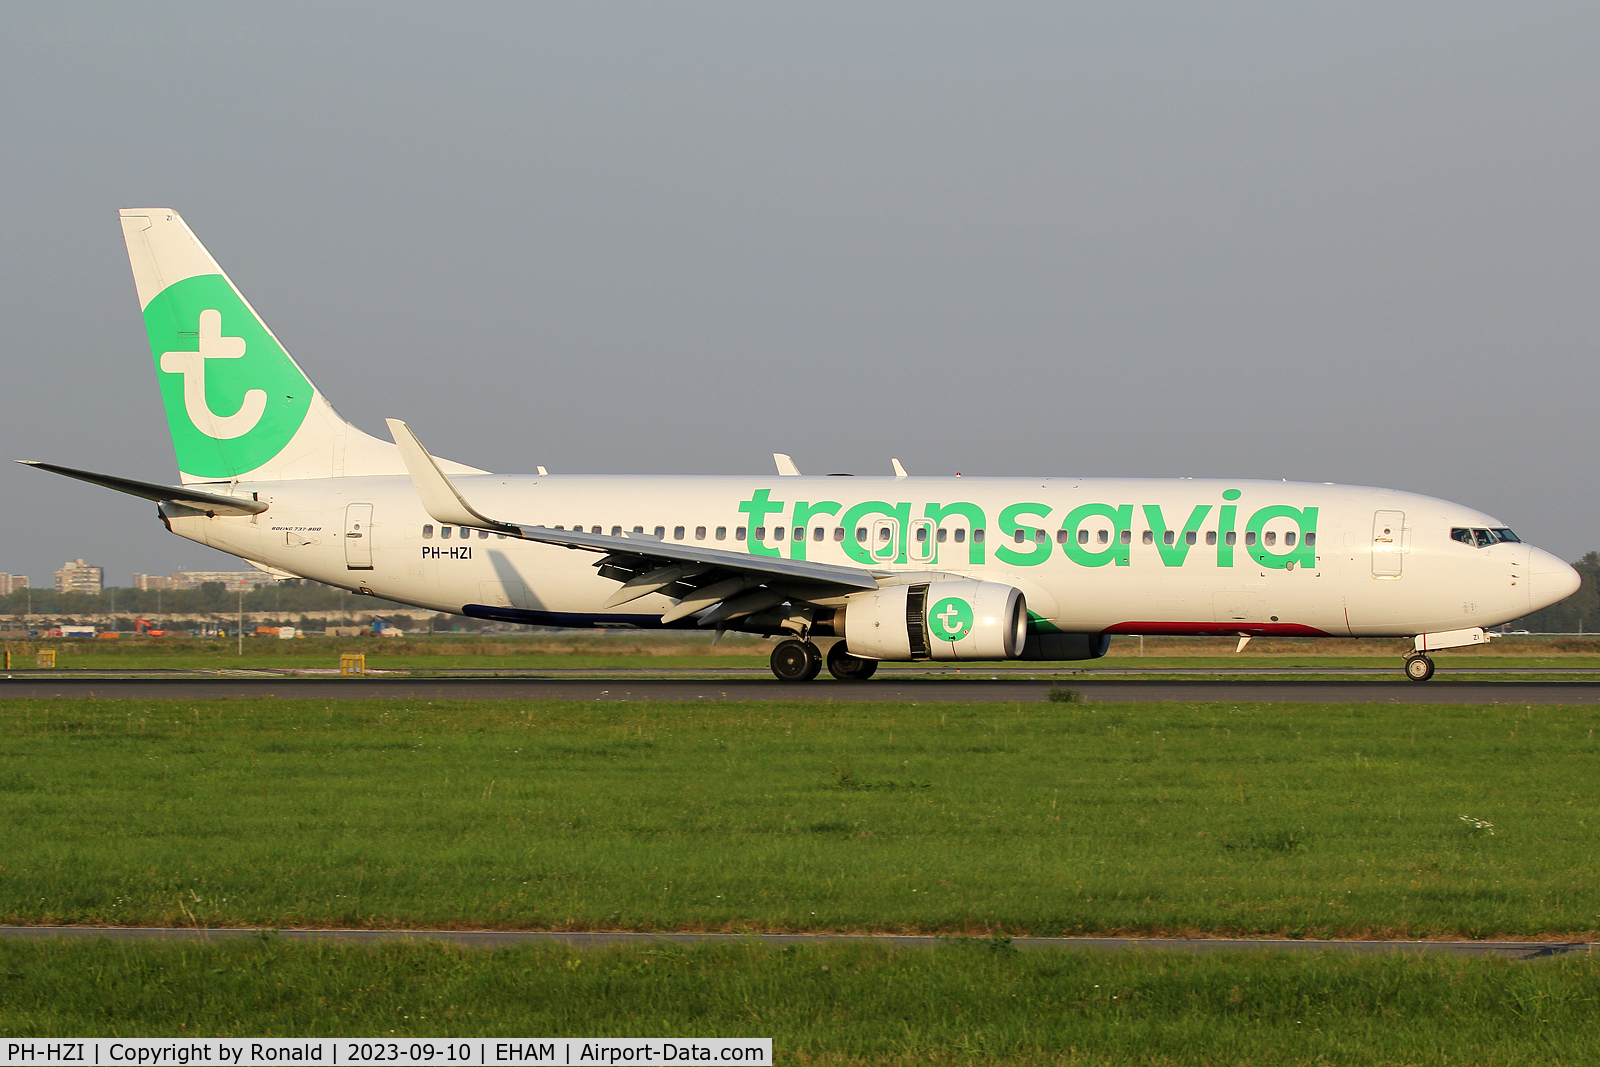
[21,209,1583,682]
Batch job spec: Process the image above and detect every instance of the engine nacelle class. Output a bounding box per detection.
[842,581,1027,661]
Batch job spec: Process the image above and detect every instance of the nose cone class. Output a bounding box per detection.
[1529,548,1581,612]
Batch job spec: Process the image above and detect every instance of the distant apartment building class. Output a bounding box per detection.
[132,570,267,592]
[54,559,103,594]
[0,574,28,595]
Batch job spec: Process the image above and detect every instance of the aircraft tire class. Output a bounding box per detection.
[771,639,822,682]
[1403,653,1435,682]
[826,641,879,681]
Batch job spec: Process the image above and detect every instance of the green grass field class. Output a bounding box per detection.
[1,697,1595,938]
[8,632,1600,671]
[3,938,1598,1064]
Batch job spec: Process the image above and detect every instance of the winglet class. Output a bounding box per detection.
[892,458,908,479]
[387,419,519,534]
[773,453,801,476]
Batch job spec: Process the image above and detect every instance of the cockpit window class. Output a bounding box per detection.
[1492,528,1521,543]
[1473,528,1495,548]
[1451,528,1474,545]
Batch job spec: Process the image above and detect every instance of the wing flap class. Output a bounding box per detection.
[387,421,880,620]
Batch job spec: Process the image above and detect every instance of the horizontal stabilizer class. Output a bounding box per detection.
[17,460,269,516]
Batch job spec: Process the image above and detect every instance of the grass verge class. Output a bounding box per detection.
[1,698,1596,938]
[1,938,1597,1064]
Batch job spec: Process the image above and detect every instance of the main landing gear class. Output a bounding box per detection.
[770,639,822,682]
[1403,652,1435,682]
[769,639,879,682]
[825,640,878,682]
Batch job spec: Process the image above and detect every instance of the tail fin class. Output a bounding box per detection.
[120,209,480,483]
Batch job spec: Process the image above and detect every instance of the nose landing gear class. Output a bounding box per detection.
[770,638,822,682]
[1403,653,1435,682]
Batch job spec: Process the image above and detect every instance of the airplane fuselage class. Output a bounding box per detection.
[163,473,1568,638]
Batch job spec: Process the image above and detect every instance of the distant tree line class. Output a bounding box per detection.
[1506,551,1600,632]
[0,579,410,616]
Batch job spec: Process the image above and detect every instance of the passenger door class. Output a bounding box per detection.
[345,503,374,570]
[1371,510,1404,579]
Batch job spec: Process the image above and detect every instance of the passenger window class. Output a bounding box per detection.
[716,526,727,540]
[813,527,824,541]
[856,527,868,543]
[1014,529,1026,544]
[1264,531,1276,546]
[696,526,707,540]
[973,529,985,543]
[441,526,451,539]
[479,530,489,539]
[633,526,644,534]
[834,527,845,542]
[422,524,433,539]
[878,528,891,542]
[936,529,947,543]
[1184,530,1196,546]
[1057,529,1070,544]
[1035,530,1048,544]
[1162,530,1175,546]
[793,526,804,541]
[1098,530,1109,544]
[590,526,601,535]
[497,533,506,539]
[1284,531,1296,546]
[1305,532,1316,546]
[1120,529,1131,545]
[954,529,966,543]
[736,526,747,540]
[553,525,563,530]
[655,526,666,539]
[674,526,686,540]
[915,527,928,543]
[774,526,785,541]
[611,526,622,537]
[1245,531,1256,546]
[755,527,766,540]
[1205,531,1217,546]
[1142,530,1154,545]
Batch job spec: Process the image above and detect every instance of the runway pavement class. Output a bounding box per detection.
[0,926,1588,959]
[6,675,1600,702]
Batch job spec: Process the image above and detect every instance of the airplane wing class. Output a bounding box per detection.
[17,460,270,516]
[387,420,879,625]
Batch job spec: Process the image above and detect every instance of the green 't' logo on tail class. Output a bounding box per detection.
[143,274,313,479]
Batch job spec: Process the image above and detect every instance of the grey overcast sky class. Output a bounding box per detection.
[3,3,1599,585]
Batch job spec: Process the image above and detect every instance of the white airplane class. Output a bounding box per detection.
[21,209,1581,682]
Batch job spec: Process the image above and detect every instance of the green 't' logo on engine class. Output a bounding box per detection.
[929,597,974,641]
[143,274,313,478]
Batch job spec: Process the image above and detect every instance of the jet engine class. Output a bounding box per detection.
[839,581,1027,661]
